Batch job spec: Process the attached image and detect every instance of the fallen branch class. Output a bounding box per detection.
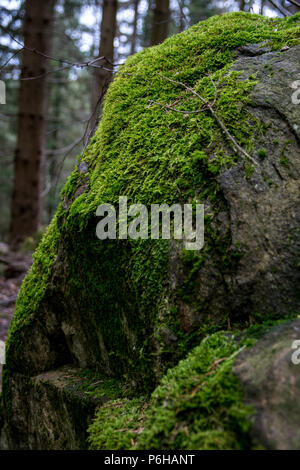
[157,73,258,166]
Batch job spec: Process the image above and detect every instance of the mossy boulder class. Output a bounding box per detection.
[1,12,300,449]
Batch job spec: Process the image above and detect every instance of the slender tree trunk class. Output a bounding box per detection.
[239,0,256,12]
[88,0,118,141]
[150,0,170,46]
[178,0,186,32]
[260,0,266,15]
[131,0,140,55]
[9,0,55,248]
[239,0,246,11]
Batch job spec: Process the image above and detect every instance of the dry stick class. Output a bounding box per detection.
[46,136,83,156]
[158,73,258,166]
[5,31,152,82]
[148,100,203,114]
[52,135,84,198]
[20,64,73,81]
[79,89,108,162]
[5,31,121,73]
[2,30,154,94]
[1,32,157,200]
[0,47,23,72]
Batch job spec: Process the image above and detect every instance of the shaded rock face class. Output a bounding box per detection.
[1,13,300,449]
[1,366,103,450]
[213,45,300,318]
[235,320,300,450]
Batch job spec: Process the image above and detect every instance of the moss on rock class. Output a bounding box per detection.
[88,331,255,450]
[88,317,298,450]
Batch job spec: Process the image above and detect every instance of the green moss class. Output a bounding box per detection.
[74,369,126,400]
[280,156,289,167]
[65,12,300,226]
[88,331,255,450]
[88,397,147,450]
[280,139,291,167]
[258,148,267,159]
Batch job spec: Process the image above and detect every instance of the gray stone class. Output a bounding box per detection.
[235,320,300,450]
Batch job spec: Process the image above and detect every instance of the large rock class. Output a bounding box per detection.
[1,12,300,449]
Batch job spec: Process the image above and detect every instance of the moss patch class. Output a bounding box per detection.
[88,331,255,450]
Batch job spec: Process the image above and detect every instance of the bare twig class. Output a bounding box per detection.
[46,136,83,156]
[0,47,23,72]
[41,183,51,199]
[3,31,121,80]
[148,99,204,114]
[158,73,258,166]
[52,136,84,196]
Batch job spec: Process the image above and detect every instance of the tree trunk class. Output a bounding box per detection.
[150,0,170,46]
[131,0,140,55]
[260,0,266,15]
[178,0,186,33]
[239,0,246,11]
[9,0,55,248]
[88,0,118,141]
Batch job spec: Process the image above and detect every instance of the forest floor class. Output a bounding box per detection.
[0,243,32,386]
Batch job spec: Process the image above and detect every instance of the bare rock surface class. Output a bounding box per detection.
[235,320,300,450]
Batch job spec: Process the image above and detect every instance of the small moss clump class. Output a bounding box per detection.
[258,148,267,159]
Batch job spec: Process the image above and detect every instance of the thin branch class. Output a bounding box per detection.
[20,64,73,81]
[41,183,51,199]
[148,99,204,114]
[5,31,122,76]
[46,117,90,136]
[46,136,83,156]
[79,89,107,160]
[0,47,23,72]
[1,29,154,95]
[158,73,258,166]
[287,0,300,8]
[52,136,84,198]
